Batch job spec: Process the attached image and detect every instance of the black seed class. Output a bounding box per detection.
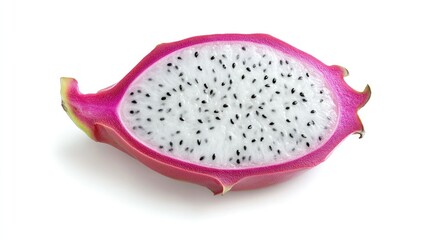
[272,78,277,84]
[235,114,239,120]
[179,72,183,77]
[318,136,323,141]
[233,93,237,99]
[214,110,219,113]
[145,93,150,97]
[147,106,152,110]
[209,126,215,130]
[285,106,290,110]
[232,62,236,68]
[298,76,303,80]
[246,113,250,118]
[199,156,205,161]
[201,100,207,104]
[251,139,256,143]
[265,84,270,88]
[236,159,241,164]
[301,134,307,138]
[179,117,184,121]
[289,133,294,138]
[212,154,216,160]
[286,119,291,123]
[178,102,182,107]
[306,142,310,147]
[246,67,251,72]
[130,110,134,114]
[311,110,316,114]
[262,114,267,119]
[230,119,234,124]
[269,122,275,126]
[269,145,273,151]
[236,150,240,156]
[210,56,215,60]
[222,64,226,69]
[168,148,173,152]
[292,101,298,105]
[302,99,308,102]
[198,119,203,124]
[215,116,221,120]
[241,74,245,79]
[161,96,166,101]
[306,72,310,77]
[300,92,305,97]
[287,73,292,77]
[167,63,172,66]
[131,100,137,104]
[252,79,256,83]
[194,52,199,58]
[320,90,324,94]
[260,137,264,142]
[251,94,256,99]
[307,122,311,126]
[197,139,201,145]
[242,46,246,51]
[196,130,201,134]
[264,75,268,80]
[229,135,232,141]
[130,92,134,96]
[160,117,165,121]
[243,145,247,151]
[291,88,296,94]
[159,145,164,149]
[197,66,203,71]
[275,91,280,94]
[223,104,229,108]
[187,82,192,86]
[242,133,247,138]
[248,125,252,129]
[177,56,182,60]
[147,118,151,122]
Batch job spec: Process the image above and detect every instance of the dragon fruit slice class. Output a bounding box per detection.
[61,34,370,194]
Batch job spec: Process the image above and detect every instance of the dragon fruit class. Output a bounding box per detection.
[61,34,370,194]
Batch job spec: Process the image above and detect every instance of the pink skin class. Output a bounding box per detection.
[61,34,371,194]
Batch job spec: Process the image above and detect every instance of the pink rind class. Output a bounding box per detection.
[61,34,371,194]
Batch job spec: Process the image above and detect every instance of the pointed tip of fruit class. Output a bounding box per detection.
[60,77,95,140]
[363,84,371,106]
[221,185,233,195]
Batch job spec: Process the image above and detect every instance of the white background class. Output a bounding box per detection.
[1,0,428,239]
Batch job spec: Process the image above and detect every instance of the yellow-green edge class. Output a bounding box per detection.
[60,77,95,140]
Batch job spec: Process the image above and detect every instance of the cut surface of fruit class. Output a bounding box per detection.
[119,42,337,168]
